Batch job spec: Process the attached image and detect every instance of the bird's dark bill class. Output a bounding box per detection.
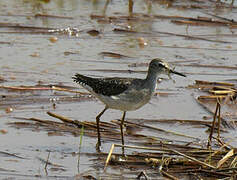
[170,69,186,77]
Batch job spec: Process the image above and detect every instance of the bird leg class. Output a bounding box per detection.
[120,111,126,155]
[96,107,108,151]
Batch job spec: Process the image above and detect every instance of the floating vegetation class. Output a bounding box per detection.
[0,84,95,110]
[0,22,101,37]
[8,110,237,179]
[6,80,237,179]
[2,80,237,179]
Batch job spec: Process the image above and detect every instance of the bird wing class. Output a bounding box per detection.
[73,74,134,96]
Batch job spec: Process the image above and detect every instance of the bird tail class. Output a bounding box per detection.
[72,73,96,88]
[73,73,88,84]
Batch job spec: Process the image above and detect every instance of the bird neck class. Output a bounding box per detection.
[145,69,159,92]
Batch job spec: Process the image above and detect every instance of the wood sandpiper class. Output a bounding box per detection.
[73,58,186,152]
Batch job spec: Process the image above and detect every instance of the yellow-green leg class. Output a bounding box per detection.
[120,111,126,155]
[96,107,108,151]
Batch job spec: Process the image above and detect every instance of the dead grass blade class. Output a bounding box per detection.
[116,119,198,140]
[208,101,220,149]
[0,85,89,94]
[230,156,237,167]
[104,144,115,171]
[217,149,235,168]
[164,146,217,169]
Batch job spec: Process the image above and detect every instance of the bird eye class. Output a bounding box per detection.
[158,63,164,67]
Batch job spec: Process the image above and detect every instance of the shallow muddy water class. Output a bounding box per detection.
[1,0,237,179]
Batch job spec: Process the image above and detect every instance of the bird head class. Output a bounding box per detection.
[149,58,186,77]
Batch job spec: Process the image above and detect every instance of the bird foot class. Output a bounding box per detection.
[120,153,128,160]
[96,142,102,152]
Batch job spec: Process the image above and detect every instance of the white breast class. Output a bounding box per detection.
[95,88,152,111]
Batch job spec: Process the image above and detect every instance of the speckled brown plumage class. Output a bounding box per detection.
[73,73,137,96]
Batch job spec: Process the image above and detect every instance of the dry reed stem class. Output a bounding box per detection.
[104,144,115,171]
[0,85,89,94]
[208,101,220,149]
[115,119,198,140]
[160,169,179,180]
[44,151,50,174]
[107,144,216,169]
[217,101,221,140]
[205,140,232,164]
[217,149,234,168]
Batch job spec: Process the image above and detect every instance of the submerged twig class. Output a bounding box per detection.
[160,169,179,180]
[35,13,73,19]
[44,151,50,175]
[119,119,199,140]
[136,171,149,180]
[113,27,231,43]
[0,151,25,159]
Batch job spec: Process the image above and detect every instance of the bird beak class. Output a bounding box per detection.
[169,69,186,77]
